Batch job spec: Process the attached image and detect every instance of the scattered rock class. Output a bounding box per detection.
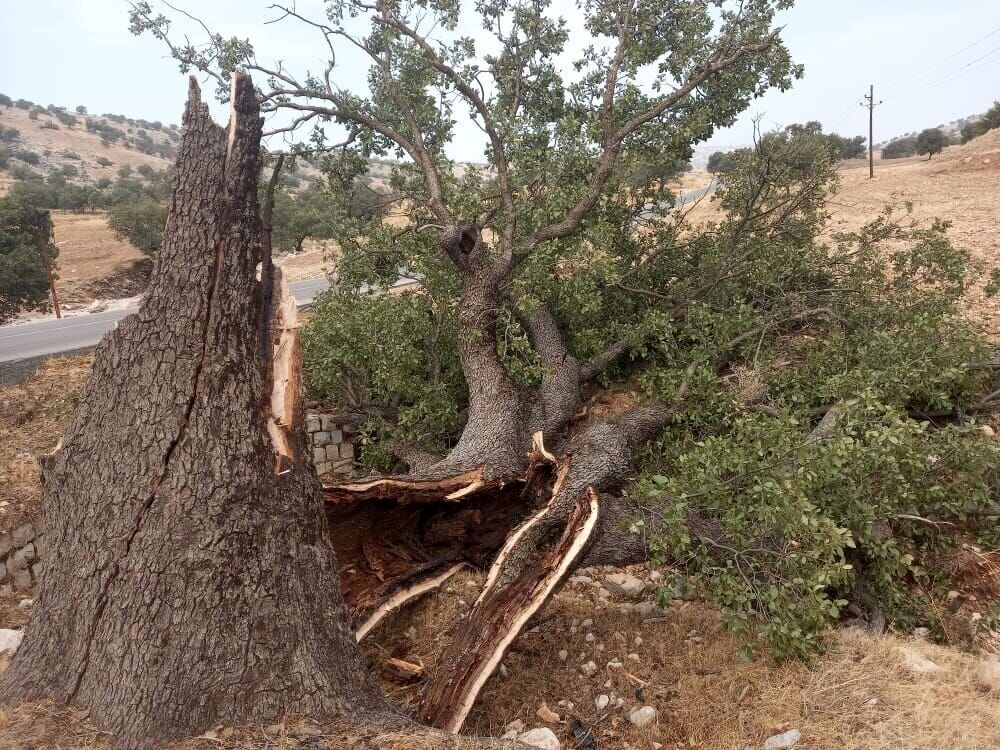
[505,719,525,734]
[595,694,610,711]
[913,627,930,640]
[976,655,1000,691]
[292,724,322,739]
[604,572,645,597]
[570,575,595,586]
[518,727,561,750]
[763,728,801,750]
[649,570,663,582]
[585,632,596,642]
[627,652,640,662]
[536,703,560,723]
[981,424,995,437]
[629,705,656,728]
[17,598,33,608]
[899,647,940,674]
[0,629,24,655]
[558,649,568,661]
[633,636,644,647]
[581,619,593,628]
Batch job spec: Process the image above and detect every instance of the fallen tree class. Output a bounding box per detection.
[128,0,1000,734]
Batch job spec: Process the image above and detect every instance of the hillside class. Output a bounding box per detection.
[0,99,176,191]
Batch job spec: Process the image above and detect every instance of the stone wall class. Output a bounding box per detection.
[0,521,43,593]
[305,411,357,480]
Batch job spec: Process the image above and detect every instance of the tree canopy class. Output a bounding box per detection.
[0,192,58,323]
[916,127,947,160]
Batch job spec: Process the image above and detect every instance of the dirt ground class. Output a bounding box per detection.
[1,562,997,749]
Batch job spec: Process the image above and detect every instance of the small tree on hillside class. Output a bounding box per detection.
[708,150,737,174]
[0,193,58,323]
[916,127,946,160]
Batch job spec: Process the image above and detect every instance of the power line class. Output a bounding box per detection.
[884,45,1000,102]
[881,24,1000,91]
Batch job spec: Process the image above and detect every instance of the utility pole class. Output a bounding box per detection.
[862,84,882,179]
[35,229,61,319]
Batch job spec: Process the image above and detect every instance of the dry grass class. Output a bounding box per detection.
[0,354,93,533]
[48,211,149,306]
[361,568,1000,750]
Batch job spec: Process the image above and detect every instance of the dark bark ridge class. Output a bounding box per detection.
[0,77,389,749]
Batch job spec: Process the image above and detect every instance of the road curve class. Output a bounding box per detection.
[0,276,332,364]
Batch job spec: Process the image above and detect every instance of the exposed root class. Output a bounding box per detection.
[417,488,600,732]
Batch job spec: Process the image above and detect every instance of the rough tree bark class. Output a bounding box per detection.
[0,77,392,748]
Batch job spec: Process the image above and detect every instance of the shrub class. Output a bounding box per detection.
[915,128,947,160]
[15,150,40,165]
[96,156,113,167]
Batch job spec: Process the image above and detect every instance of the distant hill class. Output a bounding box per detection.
[0,96,179,190]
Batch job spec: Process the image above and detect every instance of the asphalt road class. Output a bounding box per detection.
[0,276,332,364]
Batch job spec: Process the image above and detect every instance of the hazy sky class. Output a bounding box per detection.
[2,1,998,160]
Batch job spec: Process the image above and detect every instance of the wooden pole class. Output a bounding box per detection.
[35,229,61,319]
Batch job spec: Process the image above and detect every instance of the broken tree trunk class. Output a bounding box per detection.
[0,76,390,749]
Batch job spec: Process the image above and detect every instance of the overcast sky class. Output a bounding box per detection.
[2,0,998,161]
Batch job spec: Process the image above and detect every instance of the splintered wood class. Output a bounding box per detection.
[265,267,301,474]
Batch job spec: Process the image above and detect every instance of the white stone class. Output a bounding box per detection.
[558,649,568,661]
[595,694,610,711]
[504,719,525,733]
[649,570,663,582]
[627,653,640,662]
[17,598,33,608]
[581,660,598,676]
[517,727,561,750]
[976,655,1000,691]
[607,659,623,669]
[501,730,518,741]
[581,619,593,628]
[0,629,24,655]
[763,729,801,750]
[628,706,656,728]
[604,572,645,597]
[981,424,995,437]
[899,647,940,674]
[635,601,656,617]
[585,632,595,642]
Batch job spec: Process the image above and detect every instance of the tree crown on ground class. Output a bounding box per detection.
[130,0,1000,660]
[916,127,946,159]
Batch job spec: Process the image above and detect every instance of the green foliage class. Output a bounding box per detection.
[882,135,918,159]
[708,151,737,174]
[960,102,1000,143]
[96,156,113,167]
[643,397,996,659]
[0,125,19,143]
[915,128,947,160]
[0,193,58,323]
[302,290,464,472]
[105,171,171,255]
[15,150,39,166]
[269,174,383,255]
[629,142,999,658]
